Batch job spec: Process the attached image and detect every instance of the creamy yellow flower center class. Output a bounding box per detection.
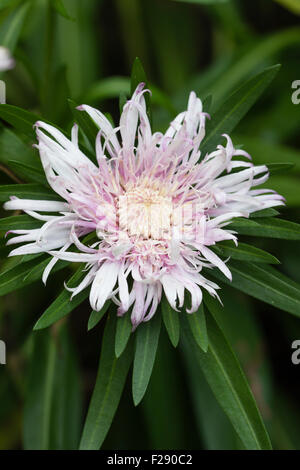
[118,188,172,240]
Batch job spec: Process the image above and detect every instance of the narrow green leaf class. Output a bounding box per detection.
[181,312,272,450]
[79,313,133,450]
[51,0,73,20]
[87,301,110,331]
[23,258,68,283]
[8,160,48,185]
[274,0,300,15]
[210,261,300,318]
[0,105,41,138]
[250,208,279,218]
[132,313,161,406]
[115,312,132,358]
[0,215,42,231]
[229,217,300,240]
[119,91,128,114]
[131,57,151,122]
[0,184,59,201]
[23,325,82,450]
[201,65,281,155]
[0,255,45,296]
[68,99,99,150]
[213,241,280,264]
[84,76,130,103]
[186,304,209,352]
[266,162,295,175]
[0,2,30,52]
[161,295,180,347]
[0,128,41,172]
[33,266,88,330]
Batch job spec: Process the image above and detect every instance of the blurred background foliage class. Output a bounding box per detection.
[0,0,300,450]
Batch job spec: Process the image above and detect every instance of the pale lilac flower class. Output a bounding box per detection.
[4,84,284,327]
[0,46,15,72]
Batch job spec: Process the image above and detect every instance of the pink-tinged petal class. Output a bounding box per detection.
[90,262,119,311]
[200,246,232,280]
[77,104,121,157]
[4,198,68,212]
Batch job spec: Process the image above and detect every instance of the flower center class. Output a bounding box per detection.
[118,188,172,240]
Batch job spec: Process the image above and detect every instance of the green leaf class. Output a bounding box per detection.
[0,184,59,201]
[79,313,133,450]
[161,295,180,347]
[181,312,272,450]
[51,0,73,20]
[0,104,67,141]
[119,91,128,114]
[181,333,242,449]
[0,215,42,231]
[250,208,279,218]
[201,65,281,155]
[0,2,30,52]
[274,0,300,15]
[266,162,295,175]
[186,304,209,352]
[131,57,152,122]
[132,313,161,406]
[23,325,82,450]
[34,266,88,330]
[0,128,41,173]
[23,258,68,284]
[229,217,300,240]
[84,76,130,103]
[210,261,300,318]
[0,255,45,296]
[8,160,48,185]
[115,312,132,358]
[213,241,280,264]
[68,99,99,151]
[87,301,110,331]
[0,105,41,138]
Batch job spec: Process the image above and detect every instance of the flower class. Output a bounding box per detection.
[4,84,284,327]
[0,46,15,72]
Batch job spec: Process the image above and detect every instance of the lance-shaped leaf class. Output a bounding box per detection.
[250,208,279,218]
[23,324,82,450]
[266,162,295,175]
[210,261,300,318]
[79,313,133,450]
[0,183,60,201]
[87,301,110,331]
[0,105,42,138]
[115,312,133,358]
[181,312,272,450]
[200,64,280,155]
[0,255,60,296]
[229,217,300,240]
[0,2,30,52]
[161,295,180,348]
[8,160,47,186]
[132,312,161,406]
[131,57,152,123]
[68,99,99,151]
[34,266,88,330]
[0,215,42,231]
[186,303,209,352]
[51,0,73,20]
[213,241,280,264]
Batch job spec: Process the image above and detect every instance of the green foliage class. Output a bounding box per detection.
[1,0,300,452]
[182,310,272,450]
[79,313,133,450]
